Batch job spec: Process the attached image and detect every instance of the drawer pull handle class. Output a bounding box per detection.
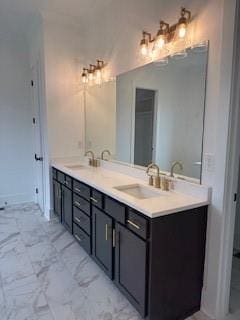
[64,181,68,185]
[74,187,82,193]
[74,201,82,208]
[127,219,140,230]
[74,217,81,223]
[105,224,108,241]
[90,197,98,203]
[74,234,83,242]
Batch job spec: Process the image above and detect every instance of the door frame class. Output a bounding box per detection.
[130,84,158,165]
[31,62,45,210]
[30,54,50,219]
[217,1,240,317]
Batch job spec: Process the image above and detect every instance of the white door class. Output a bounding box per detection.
[31,62,44,212]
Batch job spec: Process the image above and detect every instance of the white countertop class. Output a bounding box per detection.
[52,160,210,219]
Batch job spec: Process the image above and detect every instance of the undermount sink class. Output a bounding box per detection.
[65,164,85,170]
[114,184,162,199]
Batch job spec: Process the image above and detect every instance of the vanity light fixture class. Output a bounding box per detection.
[81,60,106,85]
[177,7,191,39]
[94,60,104,85]
[82,68,88,84]
[139,7,192,58]
[88,64,95,82]
[156,21,169,49]
[140,31,153,56]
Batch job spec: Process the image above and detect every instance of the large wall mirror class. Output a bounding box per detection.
[85,43,208,183]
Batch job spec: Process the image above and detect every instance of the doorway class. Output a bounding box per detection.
[134,88,156,167]
[31,61,45,212]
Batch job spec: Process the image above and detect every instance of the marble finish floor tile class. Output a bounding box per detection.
[0,203,209,320]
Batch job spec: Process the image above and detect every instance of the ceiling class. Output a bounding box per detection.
[0,0,113,38]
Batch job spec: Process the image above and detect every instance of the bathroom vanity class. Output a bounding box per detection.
[52,163,209,320]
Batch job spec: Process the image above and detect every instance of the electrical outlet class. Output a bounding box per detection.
[203,153,215,173]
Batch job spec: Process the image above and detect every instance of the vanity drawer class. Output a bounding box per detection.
[57,171,65,184]
[73,206,90,235]
[126,209,148,240]
[91,189,104,209]
[73,194,90,216]
[105,197,125,224]
[52,168,57,180]
[64,175,72,190]
[73,223,91,254]
[73,180,91,200]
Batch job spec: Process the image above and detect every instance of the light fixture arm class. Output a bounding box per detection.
[143,31,154,43]
[181,7,191,22]
[160,20,169,32]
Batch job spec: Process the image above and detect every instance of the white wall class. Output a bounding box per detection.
[85,80,116,157]
[43,13,85,160]
[0,34,35,206]
[79,0,236,318]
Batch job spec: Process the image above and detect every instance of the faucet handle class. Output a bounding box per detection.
[148,175,154,186]
[154,176,161,189]
[161,177,170,191]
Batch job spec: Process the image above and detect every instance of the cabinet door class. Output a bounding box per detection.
[92,207,113,279]
[53,179,61,221]
[115,223,147,317]
[62,185,73,233]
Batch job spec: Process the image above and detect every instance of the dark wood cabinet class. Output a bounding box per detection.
[52,167,208,320]
[115,222,147,317]
[61,185,73,233]
[53,179,62,221]
[92,206,113,279]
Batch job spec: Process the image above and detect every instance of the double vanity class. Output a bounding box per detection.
[52,160,209,320]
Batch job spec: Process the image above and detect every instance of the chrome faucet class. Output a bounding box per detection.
[85,150,95,166]
[170,161,183,177]
[101,149,111,160]
[146,163,160,188]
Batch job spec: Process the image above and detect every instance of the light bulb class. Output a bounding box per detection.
[94,69,102,85]
[150,45,158,60]
[88,72,94,82]
[95,69,101,79]
[156,35,165,49]
[82,69,88,84]
[178,22,187,39]
[140,35,149,56]
[82,75,88,84]
[140,43,148,56]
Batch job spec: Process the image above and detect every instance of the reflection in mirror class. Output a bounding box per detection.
[84,43,208,183]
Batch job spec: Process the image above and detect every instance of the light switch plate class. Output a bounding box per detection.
[203,153,215,173]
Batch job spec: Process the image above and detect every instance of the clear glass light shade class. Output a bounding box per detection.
[149,44,158,60]
[178,22,187,39]
[140,43,148,56]
[82,75,88,84]
[156,35,165,49]
[94,69,102,85]
[88,72,94,82]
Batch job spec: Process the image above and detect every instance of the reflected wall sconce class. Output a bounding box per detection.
[82,60,106,85]
[139,7,192,58]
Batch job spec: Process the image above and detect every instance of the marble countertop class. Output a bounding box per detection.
[52,160,210,219]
